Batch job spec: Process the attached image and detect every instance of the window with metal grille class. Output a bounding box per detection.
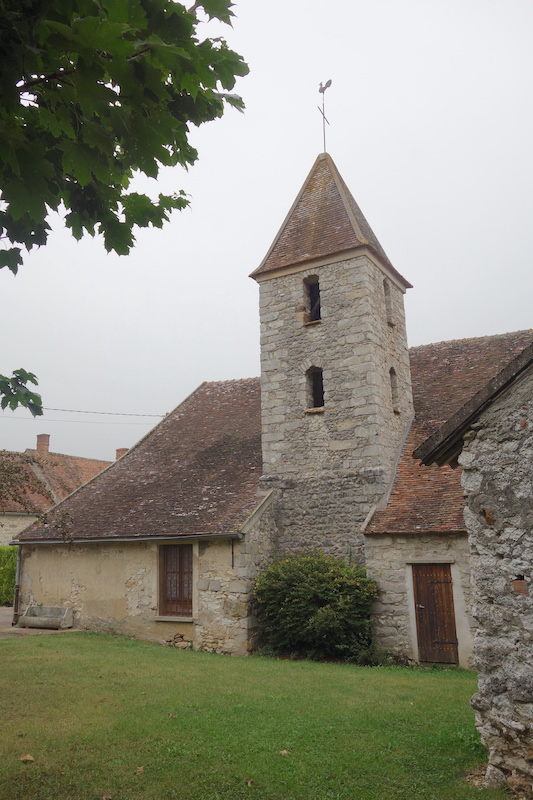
[159,544,193,616]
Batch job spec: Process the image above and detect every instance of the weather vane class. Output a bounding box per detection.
[318,79,332,152]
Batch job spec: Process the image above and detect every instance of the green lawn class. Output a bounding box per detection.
[0,633,506,800]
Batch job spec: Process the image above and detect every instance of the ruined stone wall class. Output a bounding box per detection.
[365,531,474,667]
[257,252,413,563]
[460,366,533,794]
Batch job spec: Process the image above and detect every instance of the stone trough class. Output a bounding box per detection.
[19,606,74,630]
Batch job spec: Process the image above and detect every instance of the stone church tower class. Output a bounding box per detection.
[250,153,414,563]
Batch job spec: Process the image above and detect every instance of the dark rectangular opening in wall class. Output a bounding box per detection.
[309,281,321,320]
[308,367,324,408]
[304,276,321,322]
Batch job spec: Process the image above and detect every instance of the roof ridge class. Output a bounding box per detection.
[409,328,533,352]
[25,449,111,464]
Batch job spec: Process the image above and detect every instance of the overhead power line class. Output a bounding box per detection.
[0,416,154,426]
[43,407,165,418]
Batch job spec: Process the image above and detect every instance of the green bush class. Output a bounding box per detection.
[0,546,16,606]
[253,552,379,663]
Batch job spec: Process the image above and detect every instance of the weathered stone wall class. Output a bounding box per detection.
[257,252,413,563]
[194,495,277,654]
[258,252,412,481]
[17,507,276,656]
[0,513,38,546]
[365,532,474,667]
[460,366,533,794]
[261,470,387,565]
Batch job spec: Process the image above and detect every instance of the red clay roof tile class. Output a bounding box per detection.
[16,330,533,542]
[0,445,110,514]
[251,154,411,288]
[368,329,533,534]
[17,379,262,543]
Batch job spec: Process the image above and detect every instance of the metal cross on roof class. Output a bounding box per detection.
[318,79,332,152]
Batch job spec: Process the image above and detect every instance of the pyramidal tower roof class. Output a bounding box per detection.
[251,153,411,288]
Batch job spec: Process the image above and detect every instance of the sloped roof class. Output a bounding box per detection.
[25,448,111,506]
[367,329,533,535]
[15,332,533,543]
[414,339,533,468]
[0,442,110,514]
[250,153,411,288]
[16,379,262,543]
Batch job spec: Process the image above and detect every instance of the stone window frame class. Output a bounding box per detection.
[303,274,321,325]
[383,278,395,327]
[158,543,193,619]
[305,365,325,411]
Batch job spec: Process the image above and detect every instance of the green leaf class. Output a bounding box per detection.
[0,248,23,275]
[199,0,235,24]
[101,217,135,255]
[0,371,43,416]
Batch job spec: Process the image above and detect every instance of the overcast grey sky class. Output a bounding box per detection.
[2,0,533,460]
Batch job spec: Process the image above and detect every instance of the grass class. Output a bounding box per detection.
[0,633,507,800]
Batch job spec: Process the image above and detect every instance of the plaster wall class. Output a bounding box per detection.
[365,532,474,667]
[0,514,38,546]
[460,366,533,794]
[18,515,275,656]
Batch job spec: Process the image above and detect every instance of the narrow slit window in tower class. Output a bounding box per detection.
[383,278,394,326]
[304,276,321,322]
[389,367,400,413]
[307,367,324,408]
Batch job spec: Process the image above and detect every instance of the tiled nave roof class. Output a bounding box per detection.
[368,329,533,535]
[17,379,262,543]
[15,331,533,543]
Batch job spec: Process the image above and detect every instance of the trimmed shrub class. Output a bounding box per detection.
[0,547,16,606]
[253,552,378,663]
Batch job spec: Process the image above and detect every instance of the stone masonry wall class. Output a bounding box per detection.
[365,532,474,667]
[460,366,533,795]
[261,471,387,565]
[259,253,412,482]
[194,497,277,654]
[257,252,413,563]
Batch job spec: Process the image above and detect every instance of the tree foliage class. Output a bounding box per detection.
[0,0,248,274]
[0,0,247,414]
[253,552,379,663]
[0,369,42,416]
[0,547,17,606]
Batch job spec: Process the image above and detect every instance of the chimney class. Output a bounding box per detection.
[116,448,128,460]
[36,434,50,455]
